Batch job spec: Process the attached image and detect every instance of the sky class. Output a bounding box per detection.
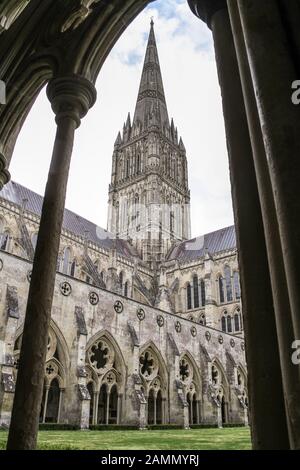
[8,0,234,238]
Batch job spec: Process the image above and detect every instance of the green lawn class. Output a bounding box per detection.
[0,427,251,450]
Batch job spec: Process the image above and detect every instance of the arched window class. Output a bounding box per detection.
[70,260,76,277]
[221,316,227,332]
[234,308,242,332]
[31,232,38,251]
[224,266,233,302]
[193,275,199,309]
[233,271,241,300]
[227,316,232,333]
[124,281,129,297]
[218,277,225,304]
[136,154,141,174]
[234,313,240,332]
[126,159,130,178]
[119,271,123,290]
[61,247,71,275]
[187,283,192,310]
[200,280,206,307]
[0,230,10,251]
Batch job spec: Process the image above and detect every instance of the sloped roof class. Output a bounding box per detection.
[0,180,138,259]
[167,225,236,263]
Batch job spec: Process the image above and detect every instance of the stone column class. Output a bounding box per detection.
[227,0,300,449]
[42,386,49,424]
[237,0,300,346]
[94,392,99,425]
[187,0,289,449]
[117,395,121,425]
[57,388,64,424]
[106,392,110,425]
[7,75,96,450]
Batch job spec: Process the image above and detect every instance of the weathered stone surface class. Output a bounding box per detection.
[6,285,19,319]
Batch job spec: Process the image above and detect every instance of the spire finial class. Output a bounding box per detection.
[150,17,154,27]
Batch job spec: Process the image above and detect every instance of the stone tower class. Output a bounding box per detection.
[108,20,191,267]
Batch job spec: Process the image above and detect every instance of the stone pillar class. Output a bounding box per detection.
[93,392,98,425]
[237,0,300,342]
[187,0,289,449]
[42,386,49,424]
[7,75,96,450]
[227,0,300,449]
[57,389,64,424]
[106,392,110,425]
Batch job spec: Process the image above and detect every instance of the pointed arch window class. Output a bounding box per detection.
[221,316,227,332]
[31,232,38,251]
[224,266,233,302]
[126,159,130,178]
[61,247,71,274]
[218,276,225,304]
[233,271,241,300]
[119,271,123,290]
[227,316,232,333]
[193,275,199,309]
[234,308,242,332]
[70,260,76,277]
[200,280,206,307]
[187,283,192,310]
[0,230,10,251]
[234,313,240,332]
[124,281,129,298]
[136,154,141,174]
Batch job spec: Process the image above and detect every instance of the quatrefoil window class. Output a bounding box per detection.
[60,281,72,296]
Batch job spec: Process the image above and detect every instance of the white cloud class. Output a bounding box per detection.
[8,0,234,238]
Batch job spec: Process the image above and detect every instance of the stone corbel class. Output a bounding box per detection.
[61,0,101,33]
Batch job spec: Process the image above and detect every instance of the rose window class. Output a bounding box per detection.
[180,358,192,383]
[139,350,158,381]
[88,340,114,373]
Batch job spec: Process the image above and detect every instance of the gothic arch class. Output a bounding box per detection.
[86,330,126,425]
[179,350,202,399]
[210,357,230,400]
[86,329,126,388]
[13,319,70,370]
[139,341,168,393]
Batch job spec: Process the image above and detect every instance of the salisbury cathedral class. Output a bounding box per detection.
[0,21,247,429]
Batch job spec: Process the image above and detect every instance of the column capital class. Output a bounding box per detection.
[46,75,97,128]
[187,0,227,29]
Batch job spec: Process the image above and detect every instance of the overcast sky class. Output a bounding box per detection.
[8,0,234,238]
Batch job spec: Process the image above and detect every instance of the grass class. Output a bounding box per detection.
[0,427,251,450]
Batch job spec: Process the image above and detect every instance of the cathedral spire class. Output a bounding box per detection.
[133,19,169,131]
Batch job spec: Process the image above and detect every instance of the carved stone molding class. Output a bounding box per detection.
[46,75,97,128]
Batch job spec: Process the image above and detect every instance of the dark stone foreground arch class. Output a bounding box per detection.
[1,0,300,450]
